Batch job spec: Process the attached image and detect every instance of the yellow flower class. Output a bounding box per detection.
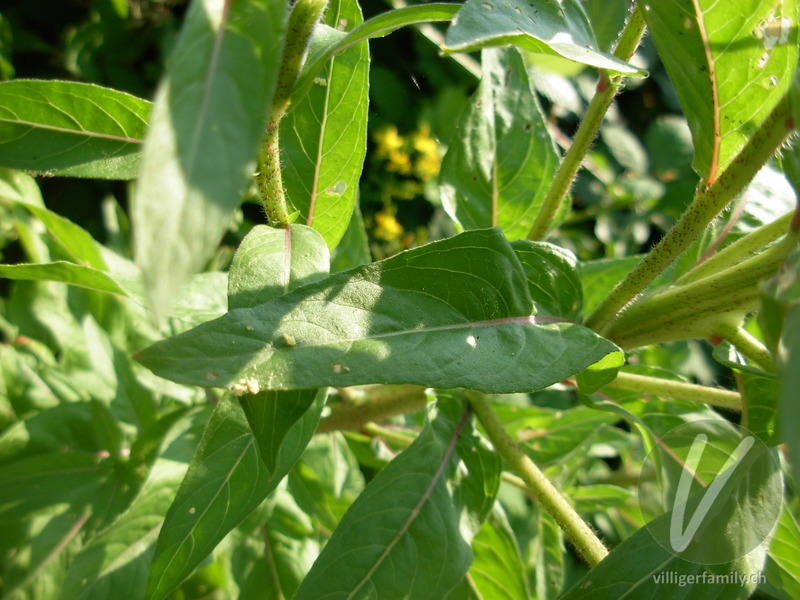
[410,124,441,180]
[374,126,404,158]
[374,208,404,241]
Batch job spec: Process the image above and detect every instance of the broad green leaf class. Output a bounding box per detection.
[132,0,287,319]
[0,79,149,179]
[2,505,86,600]
[641,0,799,182]
[331,200,371,273]
[760,248,800,487]
[145,391,325,600]
[0,262,145,304]
[227,224,330,310]
[469,507,531,600]
[561,445,781,599]
[61,459,188,600]
[227,224,329,472]
[293,398,501,599]
[763,506,800,600]
[293,3,461,107]
[0,453,115,523]
[567,484,636,514]
[281,0,369,248]
[582,0,631,51]
[136,229,619,394]
[444,0,645,75]
[441,48,560,241]
[511,240,581,319]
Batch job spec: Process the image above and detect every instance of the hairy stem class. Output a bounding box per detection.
[526,7,646,241]
[676,211,794,285]
[258,0,328,226]
[714,323,776,373]
[602,371,742,410]
[316,385,428,433]
[586,94,795,333]
[466,390,608,566]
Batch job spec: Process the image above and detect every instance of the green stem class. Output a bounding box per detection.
[603,371,742,410]
[316,385,428,433]
[526,7,646,241]
[258,0,328,226]
[604,227,800,348]
[466,391,608,567]
[676,211,794,285]
[714,323,777,373]
[361,423,416,447]
[585,94,795,333]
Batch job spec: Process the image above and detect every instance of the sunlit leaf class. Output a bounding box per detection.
[136,229,619,394]
[441,48,560,241]
[0,80,149,179]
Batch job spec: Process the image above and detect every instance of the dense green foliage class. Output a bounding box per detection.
[1,0,800,598]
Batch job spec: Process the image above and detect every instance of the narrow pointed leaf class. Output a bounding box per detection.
[136,229,619,394]
[0,80,150,179]
[227,224,329,472]
[145,391,325,600]
[642,0,798,182]
[281,0,369,248]
[441,48,560,241]
[132,0,287,318]
[293,398,501,599]
[0,262,144,304]
[444,0,645,75]
[293,3,460,105]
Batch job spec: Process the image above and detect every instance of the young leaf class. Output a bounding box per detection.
[132,0,287,319]
[136,229,619,394]
[441,48,560,241]
[444,0,645,75]
[227,224,329,472]
[468,507,531,600]
[0,80,150,179]
[510,240,582,319]
[293,3,461,105]
[641,0,799,183]
[145,391,326,600]
[281,0,369,249]
[293,398,501,599]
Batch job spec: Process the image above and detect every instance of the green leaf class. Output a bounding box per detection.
[510,240,581,319]
[468,507,531,600]
[132,0,287,319]
[281,0,369,249]
[331,200,371,273]
[760,248,800,487]
[227,224,330,310]
[580,255,640,315]
[441,48,560,241]
[444,0,645,75]
[641,0,799,182]
[0,79,150,179]
[293,397,501,599]
[293,3,461,107]
[0,262,144,304]
[561,445,782,599]
[145,391,325,600]
[136,229,620,394]
[574,350,625,394]
[61,459,188,600]
[227,223,329,472]
[531,510,564,600]
[763,505,800,600]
